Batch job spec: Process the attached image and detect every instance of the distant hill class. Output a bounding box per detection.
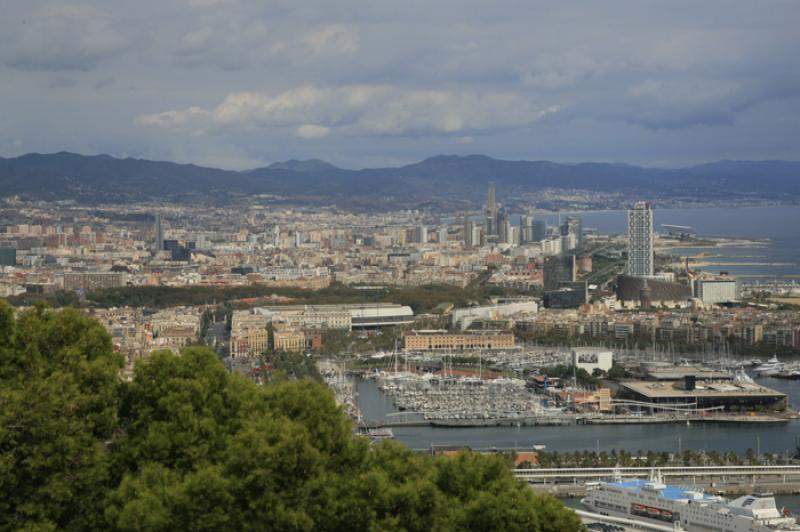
[262,159,341,173]
[1,151,798,209]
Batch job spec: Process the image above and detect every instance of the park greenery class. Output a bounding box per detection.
[263,350,323,381]
[7,281,522,316]
[536,448,794,469]
[0,300,582,531]
[538,364,600,388]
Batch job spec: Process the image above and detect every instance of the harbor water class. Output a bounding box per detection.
[542,205,800,282]
[356,375,800,455]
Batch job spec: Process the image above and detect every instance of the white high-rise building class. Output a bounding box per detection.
[627,201,654,277]
[416,225,428,244]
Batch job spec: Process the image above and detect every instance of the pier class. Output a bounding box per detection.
[515,465,800,486]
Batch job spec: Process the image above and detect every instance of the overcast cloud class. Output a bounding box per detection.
[1,0,798,169]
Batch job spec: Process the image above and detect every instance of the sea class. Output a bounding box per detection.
[522,205,800,282]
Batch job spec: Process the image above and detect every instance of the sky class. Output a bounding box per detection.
[1,0,799,170]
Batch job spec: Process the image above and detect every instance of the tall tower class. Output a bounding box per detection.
[627,201,654,277]
[153,213,164,253]
[532,219,547,242]
[485,181,498,236]
[519,214,533,244]
[463,219,474,247]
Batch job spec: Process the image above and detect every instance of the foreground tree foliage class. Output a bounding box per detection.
[0,301,583,531]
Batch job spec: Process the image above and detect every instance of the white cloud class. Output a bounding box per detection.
[296,124,330,138]
[134,106,211,130]
[302,25,359,56]
[136,84,562,137]
[2,4,134,71]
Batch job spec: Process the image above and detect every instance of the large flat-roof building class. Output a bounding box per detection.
[262,307,351,331]
[616,275,692,309]
[450,298,538,330]
[62,272,125,291]
[543,255,576,291]
[403,330,515,351]
[255,303,413,329]
[695,278,739,304]
[619,380,786,411]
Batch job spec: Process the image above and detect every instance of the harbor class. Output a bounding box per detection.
[342,366,800,455]
[324,348,796,431]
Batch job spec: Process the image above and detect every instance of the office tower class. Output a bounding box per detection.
[497,208,508,243]
[628,201,654,277]
[153,213,164,253]
[519,214,533,244]
[543,255,577,291]
[437,226,448,244]
[463,220,475,247]
[532,220,547,242]
[415,225,428,244]
[265,223,280,247]
[473,225,483,247]
[508,225,519,245]
[485,181,498,236]
[560,215,582,250]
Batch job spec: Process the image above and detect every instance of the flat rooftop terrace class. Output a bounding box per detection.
[642,366,731,381]
[620,380,786,400]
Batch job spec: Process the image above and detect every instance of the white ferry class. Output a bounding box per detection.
[581,471,800,531]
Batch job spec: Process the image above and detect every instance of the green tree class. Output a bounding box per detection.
[0,301,123,531]
[1,301,582,531]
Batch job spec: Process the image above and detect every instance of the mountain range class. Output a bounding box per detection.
[1,152,798,210]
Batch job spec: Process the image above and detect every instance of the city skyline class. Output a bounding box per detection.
[4,2,800,529]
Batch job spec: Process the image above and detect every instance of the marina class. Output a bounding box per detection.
[348,370,800,455]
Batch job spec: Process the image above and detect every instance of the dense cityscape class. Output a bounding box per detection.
[4,167,800,531]
[4,1,800,530]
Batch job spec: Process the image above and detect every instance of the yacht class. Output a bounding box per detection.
[754,356,784,377]
[582,471,800,531]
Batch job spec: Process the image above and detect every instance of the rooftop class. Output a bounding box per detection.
[620,380,786,399]
[610,479,718,502]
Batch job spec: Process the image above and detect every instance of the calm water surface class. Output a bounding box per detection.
[531,206,800,281]
[356,376,800,454]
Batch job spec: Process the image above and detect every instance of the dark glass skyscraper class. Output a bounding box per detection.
[484,181,498,236]
[153,213,164,253]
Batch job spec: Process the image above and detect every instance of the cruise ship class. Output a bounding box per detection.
[581,471,800,531]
